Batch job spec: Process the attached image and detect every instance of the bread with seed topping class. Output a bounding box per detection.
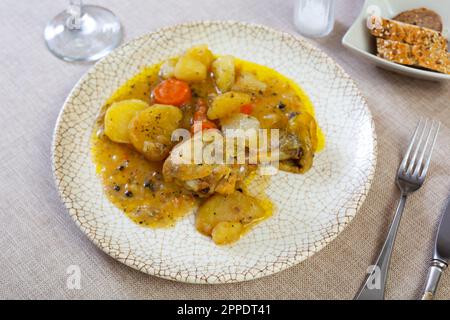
[376,38,450,74]
[367,15,447,50]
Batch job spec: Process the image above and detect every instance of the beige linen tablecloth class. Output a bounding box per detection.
[0,0,449,300]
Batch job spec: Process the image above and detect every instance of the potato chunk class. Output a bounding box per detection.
[211,221,243,245]
[174,56,207,82]
[212,55,235,92]
[185,45,214,69]
[196,191,265,244]
[129,104,183,161]
[104,99,149,143]
[207,91,252,120]
[232,71,267,93]
[221,113,260,131]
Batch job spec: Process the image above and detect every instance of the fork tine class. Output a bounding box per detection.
[399,118,423,172]
[406,119,428,175]
[419,121,440,179]
[412,120,436,177]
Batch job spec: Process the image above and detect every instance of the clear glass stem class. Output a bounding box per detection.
[66,0,83,30]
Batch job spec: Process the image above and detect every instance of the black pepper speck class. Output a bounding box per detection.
[125,190,133,197]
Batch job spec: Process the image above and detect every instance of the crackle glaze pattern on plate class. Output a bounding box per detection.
[52,21,377,284]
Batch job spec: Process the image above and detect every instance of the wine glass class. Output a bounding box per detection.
[44,0,123,62]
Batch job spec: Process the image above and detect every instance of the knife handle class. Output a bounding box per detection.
[421,260,447,300]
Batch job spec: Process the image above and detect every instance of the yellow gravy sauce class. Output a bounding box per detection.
[91,57,324,230]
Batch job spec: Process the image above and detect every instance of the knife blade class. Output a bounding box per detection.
[434,197,450,263]
[421,197,450,300]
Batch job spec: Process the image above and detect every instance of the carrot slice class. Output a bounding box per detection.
[153,79,191,106]
[240,103,254,115]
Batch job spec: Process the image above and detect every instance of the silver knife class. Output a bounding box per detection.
[421,197,450,300]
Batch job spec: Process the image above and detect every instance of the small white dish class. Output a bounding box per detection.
[342,0,450,81]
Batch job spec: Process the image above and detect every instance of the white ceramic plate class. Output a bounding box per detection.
[342,0,450,81]
[52,21,376,284]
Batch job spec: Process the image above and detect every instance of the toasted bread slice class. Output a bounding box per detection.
[376,38,416,66]
[368,15,447,50]
[376,38,450,74]
[393,7,443,32]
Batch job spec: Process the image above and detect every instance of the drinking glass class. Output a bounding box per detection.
[44,1,123,62]
[294,0,335,38]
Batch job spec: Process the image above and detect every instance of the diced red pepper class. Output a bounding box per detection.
[191,120,217,134]
[240,103,254,115]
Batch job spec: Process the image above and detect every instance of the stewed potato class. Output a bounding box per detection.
[129,104,183,161]
[220,113,260,131]
[196,191,265,245]
[232,71,267,93]
[211,221,243,245]
[212,55,235,92]
[104,99,149,143]
[174,56,207,82]
[207,91,252,120]
[184,44,214,69]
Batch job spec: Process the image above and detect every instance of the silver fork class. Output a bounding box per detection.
[355,119,440,300]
